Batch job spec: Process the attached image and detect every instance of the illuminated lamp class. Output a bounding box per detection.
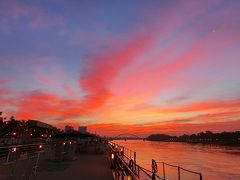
[127,175,133,180]
[11,147,17,152]
[111,153,114,160]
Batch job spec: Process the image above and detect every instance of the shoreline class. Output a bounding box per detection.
[146,139,240,147]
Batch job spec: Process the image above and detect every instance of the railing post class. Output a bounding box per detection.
[134,152,136,164]
[163,162,166,180]
[115,170,119,180]
[178,166,181,180]
[121,169,124,180]
[126,148,128,159]
[137,165,140,177]
[152,159,157,180]
[6,150,10,163]
[34,151,41,174]
[134,151,136,173]
[152,171,156,180]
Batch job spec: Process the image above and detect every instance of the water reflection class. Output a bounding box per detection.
[113,140,240,180]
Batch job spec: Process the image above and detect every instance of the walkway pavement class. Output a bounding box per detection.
[37,154,114,180]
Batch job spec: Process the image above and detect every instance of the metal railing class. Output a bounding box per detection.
[0,143,45,180]
[154,160,202,180]
[108,141,152,180]
[0,140,77,180]
[0,143,44,163]
[108,141,203,180]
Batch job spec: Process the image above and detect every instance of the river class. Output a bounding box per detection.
[113,140,240,180]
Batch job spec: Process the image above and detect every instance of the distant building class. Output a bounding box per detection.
[27,120,54,129]
[65,125,74,133]
[78,126,87,134]
[27,120,58,138]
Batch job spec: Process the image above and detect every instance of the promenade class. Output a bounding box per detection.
[38,154,113,180]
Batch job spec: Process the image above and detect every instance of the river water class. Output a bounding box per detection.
[113,140,240,180]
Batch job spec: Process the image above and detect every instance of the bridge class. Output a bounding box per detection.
[109,133,146,141]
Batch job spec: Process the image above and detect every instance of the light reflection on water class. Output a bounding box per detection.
[113,140,240,180]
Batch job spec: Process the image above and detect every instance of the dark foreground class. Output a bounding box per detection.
[38,154,113,180]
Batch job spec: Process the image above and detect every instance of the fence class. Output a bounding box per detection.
[0,140,77,180]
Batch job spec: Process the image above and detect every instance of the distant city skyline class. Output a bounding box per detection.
[0,0,240,136]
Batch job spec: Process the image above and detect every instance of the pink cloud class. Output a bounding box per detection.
[57,0,240,126]
[111,5,240,102]
[0,0,64,29]
[79,33,156,110]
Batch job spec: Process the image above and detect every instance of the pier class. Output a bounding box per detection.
[0,138,113,180]
[38,154,113,180]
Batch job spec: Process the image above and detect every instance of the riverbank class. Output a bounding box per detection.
[147,131,240,146]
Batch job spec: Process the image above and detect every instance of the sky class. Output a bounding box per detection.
[0,0,240,137]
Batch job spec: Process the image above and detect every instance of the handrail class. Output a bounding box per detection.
[0,143,46,149]
[157,161,179,168]
[138,166,152,173]
[155,161,202,180]
[0,139,68,149]
[0,140,77,163]
[156,161,202,175]
[180,167,201,175]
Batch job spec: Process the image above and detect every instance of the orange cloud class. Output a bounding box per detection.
[88,119,240,137]
[11,92,85,120]
[130,100,240,115]
[160,100,240,113]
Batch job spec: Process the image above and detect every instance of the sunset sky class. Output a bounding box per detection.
[0,0,240,136]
